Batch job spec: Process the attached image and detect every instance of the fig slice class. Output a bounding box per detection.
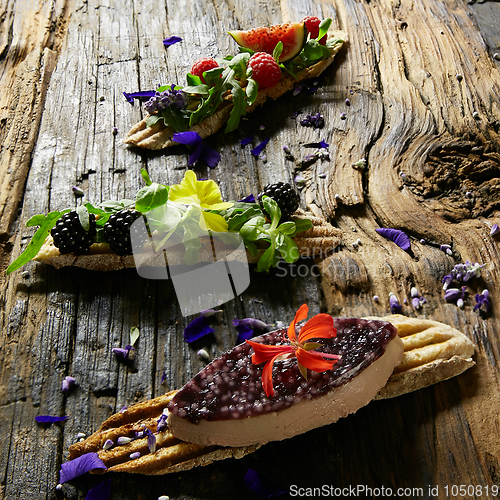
[167,318,404,447]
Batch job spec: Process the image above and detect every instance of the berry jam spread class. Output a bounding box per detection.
[168,318,397,423]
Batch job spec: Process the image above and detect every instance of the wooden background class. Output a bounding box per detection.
[1,0,500,498]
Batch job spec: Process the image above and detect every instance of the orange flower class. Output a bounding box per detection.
[246,304,340,396]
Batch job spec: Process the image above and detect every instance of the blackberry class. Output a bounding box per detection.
[103,209,146,256]
[50,211,97,255]
[257,182,300,220]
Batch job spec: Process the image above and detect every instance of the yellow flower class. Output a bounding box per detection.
[168,171,233,232]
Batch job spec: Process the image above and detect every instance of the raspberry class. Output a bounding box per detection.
[103,209,147,256]
[50,211,97,255]
[248,52,282,89]
[302,16,327,44]
[190,58,220,84]
[257,182,300,221]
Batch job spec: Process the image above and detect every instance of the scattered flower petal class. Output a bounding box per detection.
[123,90,156,105]
[200,309,222,318]
[490,224,499,236]
[61,376,76,393]
[85,479,111,500]
[239,194,256,203]
[251,138,269,157]
[299,112,324,128]
[244,468,288,498]
[156,409,169,432]
[35,415,68,424]
[59,453,107,484]
[144,428,157,453]
[197,348,210,360]
[103,439,114,450]
[120,406,128,413]
[117,437,132,445]
[239,136,253,146]
[235,324,254,344]
[130,452,141,459]
[375,228,411,252]
[161,370,166,384]
[184,316,215,343]
[163,35,182,47]
[112,345,135,359]
[444,286,467,306]
[173,131,220,168]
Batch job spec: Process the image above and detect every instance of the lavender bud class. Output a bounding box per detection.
[494,53,500,61]
[77,432,86,439]
[117,436,132,445]
[282,145,291,154]
[490,224,499,236]
[345,98,351,106]
[112,126,118,135]
[411,287,419,298]
[412,297,421,310]
[56,484,63,491]
[103,439,114,450]
[457,298,464,308]
[72,186,84,198]
[120,406,128,413]
[61,376,76,392]
[130,452,141,459]
[340,112,347,120]
[373,295,379,302]
[197,348,210,360]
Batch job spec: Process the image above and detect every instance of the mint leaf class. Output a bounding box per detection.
[273,41,283,63]
[76,205,90,231]
[317,18,332,41]
[6,210,69,274]
[135,183,169,213]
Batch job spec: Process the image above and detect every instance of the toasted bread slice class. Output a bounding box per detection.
[33,210,341,271]
[67,315,474,475]
[123,31,347,150]
[371,315,475,399]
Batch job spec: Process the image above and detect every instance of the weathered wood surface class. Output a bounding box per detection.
[1,0,499,498]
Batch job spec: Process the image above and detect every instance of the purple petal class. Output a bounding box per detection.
[85,479,111,500]
[239,194,256,203]
[244,468,288,498]
[239,136,254,146]
[160,370,166,384]
[251,138,269,157]
[490,224,499,236]
[59,453,107,484]
[319,140,329,148]
[123,90,156,105]
[61,376,76,392]
[375,228,411,252]
[236,325,254,344]
[35,415,68,424]
[163,36,182,47]
[173,131,202,147]
[184,316,215,343]
[233,318,268,329]
[200,144,221,168]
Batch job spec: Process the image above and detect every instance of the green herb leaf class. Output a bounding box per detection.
[317,18,332,41]
[256,243,278,272]
[145,114,163,128]
[6,210,69,274]
[277,234,300,263]
[203,66,225,87]
[272,41,283,63]
[182,84,209,96]
[98,199,135,212]
[186,73,203,86]
[245,78,258,105]
[158,106,190,132]
[135,183,169,213]
[76,205,90,231]
[225,203,263,232]
[240,216,266,241]
[277,221,296,235]
[130,326,140,347]
[226,79,247,133]
[262,196,281,229]
[292,218,313,235]
[141,169,152,186]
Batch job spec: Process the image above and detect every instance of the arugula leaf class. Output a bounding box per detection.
[227,53,250,79]
[272,41,283,63]
[226,78,247,133]
[317,18,332,41]
[84,202,112,226]
[6,210,69,274]
[245,78,258,105]
[186,73,203,86]
[145,114,164,127]
[182,84,209,95]
[135,183,169,213]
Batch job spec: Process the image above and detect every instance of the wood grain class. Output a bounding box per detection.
[1,0,499,499]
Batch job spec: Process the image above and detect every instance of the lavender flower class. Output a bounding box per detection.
[112,344,135,360]
[117,437,132,445]
[61,376,76,393]
[130,452,141,459]
[145,84,186,114]
[442,261,486,289]
[156,409,169,432]
[444,286,467,307]
[389,293,403,314]
[144,428,156,453]
[410,287,427,310]
[123,90,156,105]
[300,112,324,128]
[490,224,499,236]
[474,289,491,313]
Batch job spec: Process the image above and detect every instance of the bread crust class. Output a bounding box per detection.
[123,31,347,150]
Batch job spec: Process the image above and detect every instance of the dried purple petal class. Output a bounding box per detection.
[35,415,68,424]
[490,224,499,236]
[85,479,111,500]
[144,428,156,453]
[239,194,256,203]
[240,136,254,146]
[112,345,134,359]
[299,112,324,129]
[160,370,166,384]
[340,112,347,120]
[61,376,76,393]
[292,83,305,96]
[291,109,302,118]
[130,452,141,459]
[244,468,288,498]
[59,453,107,483]
[120,406,128,413]
[156,409,169,432]
[163,35,182,47]
[251,138,269,157]
[184,316,215,343]
[375,228,411,252]
[474,289,491,313]
[117,436,132,445]
[123,90,156,105]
